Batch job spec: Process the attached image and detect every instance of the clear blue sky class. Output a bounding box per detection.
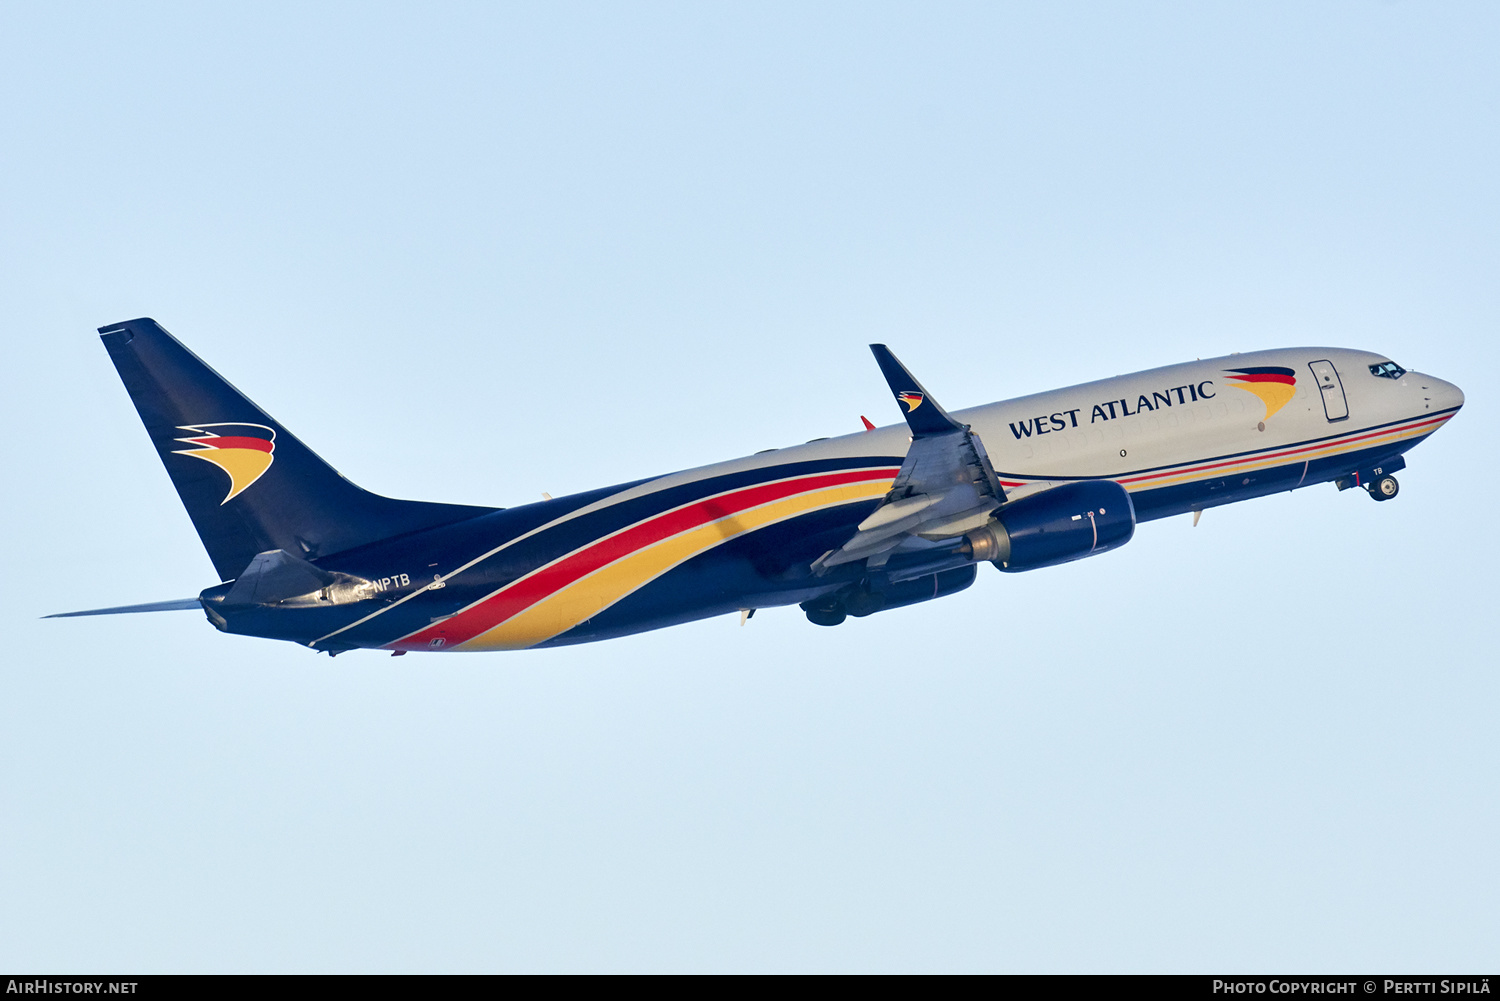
[2,1,1496,972]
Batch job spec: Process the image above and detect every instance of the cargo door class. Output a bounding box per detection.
[1308,359,1348,422]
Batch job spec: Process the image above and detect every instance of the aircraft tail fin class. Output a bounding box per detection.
[98,318,496,580]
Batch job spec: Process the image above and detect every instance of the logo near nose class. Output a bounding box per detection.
[1224,367,1297,421]
[173,423,276,504]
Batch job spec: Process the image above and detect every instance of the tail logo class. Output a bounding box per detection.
[173,424,276,504]
[1224,367,1297,421]
[896,391,924,413]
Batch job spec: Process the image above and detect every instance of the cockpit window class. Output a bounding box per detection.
[1369,361,1406,380]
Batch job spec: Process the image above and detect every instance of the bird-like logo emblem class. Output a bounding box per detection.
[896,391,924,413]
[173,423,276,504]
[1223,367,1297,421]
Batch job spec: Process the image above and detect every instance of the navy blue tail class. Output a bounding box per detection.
[100,318,496,580]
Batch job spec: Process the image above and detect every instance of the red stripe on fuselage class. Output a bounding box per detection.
[994,412,1451,492]
[394,466,899,650]
[1116,413,1450,485]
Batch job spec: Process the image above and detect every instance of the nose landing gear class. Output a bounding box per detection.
[1335,457,1405,501]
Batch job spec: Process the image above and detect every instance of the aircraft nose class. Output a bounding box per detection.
[1434,376,1464,412]
[1416,373,1464,414]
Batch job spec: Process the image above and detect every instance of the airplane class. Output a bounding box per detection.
[48,318,1463,653]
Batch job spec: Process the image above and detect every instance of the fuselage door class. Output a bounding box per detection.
[1308,359,1349,422]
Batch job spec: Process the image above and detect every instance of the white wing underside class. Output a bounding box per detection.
[813,427,1004,573]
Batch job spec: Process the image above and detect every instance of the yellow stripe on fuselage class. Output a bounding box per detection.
[460,478,893,651]
[1125,421,1436,492]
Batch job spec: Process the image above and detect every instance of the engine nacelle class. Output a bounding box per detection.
[965,480,1135,572]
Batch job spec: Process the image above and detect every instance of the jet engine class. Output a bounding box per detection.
[801,480,1134,625]
[964,479,1135,572]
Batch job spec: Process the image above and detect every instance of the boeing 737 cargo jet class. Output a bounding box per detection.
[50,319,1463,652]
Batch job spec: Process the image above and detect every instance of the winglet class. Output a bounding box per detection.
[869,344,964,437]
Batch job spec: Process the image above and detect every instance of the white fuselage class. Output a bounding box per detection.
[620,346,1462,524]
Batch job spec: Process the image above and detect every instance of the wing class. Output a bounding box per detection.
[812,345,1005,573]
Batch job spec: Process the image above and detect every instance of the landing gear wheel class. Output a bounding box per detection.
[842,588,885,618]
[804,605,847,627]
[800,595,848,626]
[1368,475,1399,501]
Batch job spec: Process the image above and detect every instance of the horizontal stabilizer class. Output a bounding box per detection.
[45,598,202,618]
